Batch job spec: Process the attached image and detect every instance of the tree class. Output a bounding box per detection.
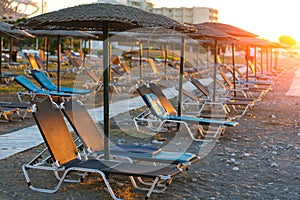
[278,35,296,47]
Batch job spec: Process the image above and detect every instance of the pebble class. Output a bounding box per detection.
[270,162,279,167]
[232,167,239,171]
[231,153,236,157]
[271,151,278,155]
[244,153,251,157]
[152,140,163,144]
[117,138,126,144]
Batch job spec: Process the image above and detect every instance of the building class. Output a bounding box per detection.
[96,1,217,24]
[97,0,153,10]
[150,7,218,24]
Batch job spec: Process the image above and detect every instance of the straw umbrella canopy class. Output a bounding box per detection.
[14,3,194,159]
[28,29,98,90]
[234,36,283,78]
[197,22,259,96]
[201,22,258,37]
[189,23,238,100]
[0,21,35,76]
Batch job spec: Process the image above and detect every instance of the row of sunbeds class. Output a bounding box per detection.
[13,58,284,199]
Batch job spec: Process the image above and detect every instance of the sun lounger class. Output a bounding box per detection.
[31,69,93,95]
[0,106,21,122]
[189,78,255,118]
[60,100,200,170]
[145,58,168,80]
[134,83,238,141]
[0,101,32,119]
[83,68,122,93]
[23,101,183,199]
[14,75,78,103]
[218,69,269,101]
[225,65,274,86]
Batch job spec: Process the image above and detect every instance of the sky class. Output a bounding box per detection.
[41,0,300,43]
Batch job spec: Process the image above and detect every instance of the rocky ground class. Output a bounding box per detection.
[0,57,299,200]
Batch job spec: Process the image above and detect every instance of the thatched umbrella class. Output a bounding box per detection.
[233,36,282,80]
[0,21,34,76]
[189,23,238,100]
[14,3,194,159]
[197,22,259,97]
[28,30,97,92]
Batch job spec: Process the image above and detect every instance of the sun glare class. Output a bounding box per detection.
[43,0,300,43]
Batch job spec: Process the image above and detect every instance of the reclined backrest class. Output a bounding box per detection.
[27,54,40,70]
[33,101,79,165]
[85,69,102,84]
[14,75,43,92]
[148,58,159,73]
[149,83,177,116]
[226,65,245,79]
[61,100,105,152]
[143,93,168,118]
[32,70,56,91]
[121,61,131,74]
[34,55,46,71]
[190,78,211,98]
[218,70,234,89]
[136,84,167,118]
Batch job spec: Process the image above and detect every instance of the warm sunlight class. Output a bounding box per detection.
[41,0,300,43]
[150,0,300,43]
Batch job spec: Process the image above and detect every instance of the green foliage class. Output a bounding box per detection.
[278,35,296,47]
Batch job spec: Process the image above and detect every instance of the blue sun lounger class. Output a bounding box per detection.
[60,100,200,169]
[134,84,238,142]
[14,75,78,103]
[31,70,92,95]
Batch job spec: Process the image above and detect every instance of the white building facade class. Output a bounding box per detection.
[97,0,153,10]
[150,7,218,24]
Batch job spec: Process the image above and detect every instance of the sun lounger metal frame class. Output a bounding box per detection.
[23,101,182,199]
[0,101,32,119]
[31,69,93,95]
[134,83,238,142]
[0,106,21,122]
[189,78,255,118]
[14,75,77,103]
[60,100,200,172]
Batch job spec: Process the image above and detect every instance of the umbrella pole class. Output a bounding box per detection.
[254,47,257,77]
[266,48,269,72]
[270,48,273,72]
[0,36,2,76]
[165,43,168,75]
[261,48,263,75]
[9,38,13,64]
[246,45,249,82]
[196,45,199,67]
[274,48,278,70]
[46,37,49,71]
[177,36,185,117]
[103,21,110,160]
[231,42,236,97]
[207,45,210,69]
[212,39,218,101]
[57,35,61,92]
[139,41,143,80]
